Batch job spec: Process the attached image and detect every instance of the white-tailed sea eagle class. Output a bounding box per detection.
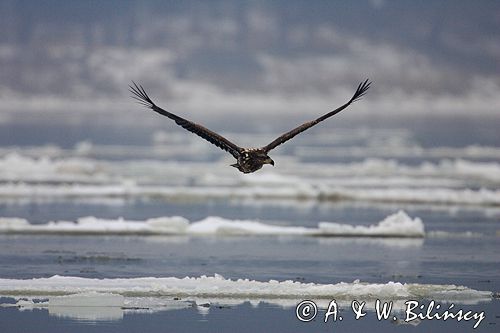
[130,79,371,173]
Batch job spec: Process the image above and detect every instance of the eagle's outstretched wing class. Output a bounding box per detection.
[261,79,371,153]
[130,82,242,159]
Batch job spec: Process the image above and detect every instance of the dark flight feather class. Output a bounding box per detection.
[262,79,371,152]
[129,82,242,159]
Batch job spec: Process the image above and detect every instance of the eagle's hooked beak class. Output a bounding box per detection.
[267,158,275,166]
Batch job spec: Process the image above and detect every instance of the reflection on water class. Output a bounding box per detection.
[2,293,493,325]
[49,306,123,322]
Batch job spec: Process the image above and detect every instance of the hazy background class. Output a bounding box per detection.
[0,0,499,128]
[0,3,500,330]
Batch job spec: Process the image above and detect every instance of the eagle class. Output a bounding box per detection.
[130,79,371,174]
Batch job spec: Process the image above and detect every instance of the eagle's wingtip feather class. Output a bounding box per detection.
[129,81,155,109]
[351,78,372,103]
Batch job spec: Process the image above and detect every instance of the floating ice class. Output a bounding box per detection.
[1,293,192,321]
[2,150,500,185]
[49,292,124,307]
[0,182,499,206]
[1,151,500,206]
[47,293,124,321]
[0,275,491,321]
[3,137,500,160]
[0,210,425,237]
[320,187,500,206]
[0,274,490,301]
[186,217,312,236]
[0,152,109,183]
[318,211,424,237]
[294,144,500,160]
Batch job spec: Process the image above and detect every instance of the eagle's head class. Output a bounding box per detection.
[257,150,274,166]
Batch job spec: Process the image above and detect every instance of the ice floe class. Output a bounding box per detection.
[0,274,490,301]
[0,210,424,237]
[0,182,499,206]
[0,274,491,321]
[2,152,500,185]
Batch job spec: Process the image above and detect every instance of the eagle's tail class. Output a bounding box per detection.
[129,81,155,109]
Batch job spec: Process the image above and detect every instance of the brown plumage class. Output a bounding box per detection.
[130,79,371,173]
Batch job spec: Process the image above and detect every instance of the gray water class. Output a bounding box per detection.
[0,116,499,332]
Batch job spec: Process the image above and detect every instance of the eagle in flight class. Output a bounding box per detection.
[130,79,371,174]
